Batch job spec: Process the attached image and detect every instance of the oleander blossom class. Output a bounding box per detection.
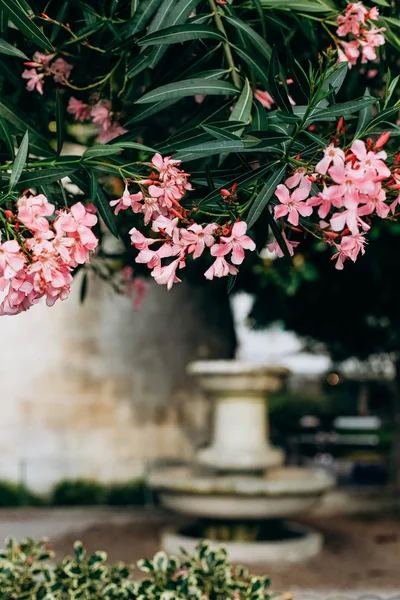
[336,3,385,67]
[22,52,73,94]
[67,97,127,143]
[271,133,395,271]
[0,196,98,315]
[113,154,255,289]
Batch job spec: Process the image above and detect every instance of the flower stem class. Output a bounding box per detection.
[208,0,241,89]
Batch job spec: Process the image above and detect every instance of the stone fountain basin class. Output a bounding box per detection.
[148,466,335,519]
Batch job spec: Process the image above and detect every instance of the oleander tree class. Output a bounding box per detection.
[0,0,397,315]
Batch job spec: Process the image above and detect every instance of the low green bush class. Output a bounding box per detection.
[0,537,273,600]
[50,479,107,506]
[0,480,42,507]
[106,479,148,506]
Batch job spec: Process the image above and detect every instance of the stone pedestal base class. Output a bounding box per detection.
[161,522,323,563]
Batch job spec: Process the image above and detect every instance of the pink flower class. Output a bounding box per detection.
[181,223,217,259]
[129,227,156,250]
[328,162,374,206]
[211,221,255,265]
[51,57,72,83]
[274,184,312,226]
[350,139,390,178]
[151,257,183,290]
[91,101,112,132]
[358,184,390,218]
[204,256,238,280]
[254,89,274,110]
[307,185,340,219]
[67,97,91,122]
[315,143,345,175]
[332,233,367,269]
[152,216,179,236]
[360,27,386,63]
[285,169,312,194]
[96,123,128,144]
[338,40,361,66]
[0,240,26,279]
[110,186,143,215]
[17,194,54,232]
[267,232,300,258]
[22,68,44,94]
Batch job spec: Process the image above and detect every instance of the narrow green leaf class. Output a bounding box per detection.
[224,15,272,62]
[127,52,153,78]
[0,0,53,52]
[124,0,163,36]
[252,99,268,131]
[355,89,373,137]
[320,61,348,95]
[233,45,270,91]
[14,166,78,188]
[0,118,15,160]
[9,131,29,190]
[230,78,253,125]
[92,175,119,238]
[55,89,64,157]
[138,24,225,45]
[259,0,333,13]
[268,48,293,114]
[246,164,286,228]
[310,96,376,121]
[136,78,238,104]
[265,206,292,259]
[0,37,28,59]
[125,99,180,125]
[83,145,123,158]
[201,124,241,141]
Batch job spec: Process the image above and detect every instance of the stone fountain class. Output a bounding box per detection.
[148,360,334,563]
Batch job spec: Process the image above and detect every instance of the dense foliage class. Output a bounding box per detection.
[0,538,272,600]
[0,0,397,314]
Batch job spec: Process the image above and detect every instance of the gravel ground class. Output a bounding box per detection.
[48,512,400,593]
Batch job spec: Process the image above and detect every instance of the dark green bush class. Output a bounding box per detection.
[0,480,41,507]
[106,479,148,506]
[50,479,107,506]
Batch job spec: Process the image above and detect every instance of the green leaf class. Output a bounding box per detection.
[0,118,15,160]
[310,96,376,121]
[138,24,225,45]
[83,145,124,158]
[233,45,270,91]
[136,78,238,104]
[15,166,78,188]
[124,0,164,36]
[127,51,153,78]
[320,61,348,95]
[125,99,180,125]
[55,89,64,157]
[224,15,272,62]
[199,162,274,206]
[147,0,202,67]
[244,131,290,146]
[230,78,253,125]
[252,99,268,131]
[268,47,293,114]
[0,0,53,52]
[246,164,286,228]
[202,124,241,141]
[9,131,29,191]
[0,37,28,59]
[259,0,333,13]
[265,206,292,259]
[355,89,373,137]
[90,171,119,238]
[175,139,245,159]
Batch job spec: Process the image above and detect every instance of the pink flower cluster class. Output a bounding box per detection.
[22,52,72,94]
[0,196,98,315]
[271,134,398,270]
[110,154,255,289]
[67,97,127,143]
[336,3,385,66]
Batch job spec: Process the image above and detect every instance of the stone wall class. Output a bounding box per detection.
[0,273,234,492]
